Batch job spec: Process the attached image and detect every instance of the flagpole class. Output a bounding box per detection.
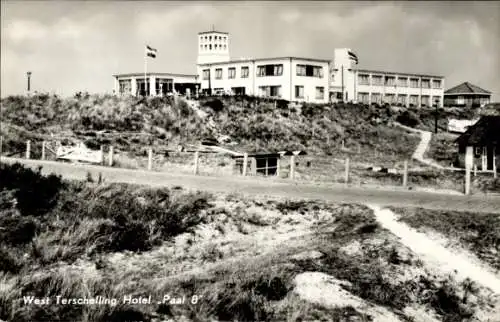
[144,47,147,96]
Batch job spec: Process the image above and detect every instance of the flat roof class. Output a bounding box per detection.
[356,69,444,79]
[198,31,229,35]
[198,56,331,66]
[113,72,197,78]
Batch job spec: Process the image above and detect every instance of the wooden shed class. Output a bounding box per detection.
[232,150,306,177]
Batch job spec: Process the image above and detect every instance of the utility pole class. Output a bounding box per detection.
[27,71,32,93]
[208,64,212,96]
[434,98,439,134]
[341,65,344,102]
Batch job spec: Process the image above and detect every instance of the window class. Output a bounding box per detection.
[432,79,441,89]
[224,45,227,50]
[316,87,325,100]
[257,64,283,77]
[358,74,370,85]
[384,94,395,104]
[410,78,419,88]
[200,45,203,50]
[156,78,173,95]
[398,77,408,87]
[421,79,430,88]
[119,79,132,94]
[259,86,282,97]
[295,86,304,99]
[228,67,236,79]
[358,92,369,103]
[409,95,418,105]
[204,45,207,49]
[371,93,382,103]
[296,64,323,77]
[384,76,395,86]
[202,69,210,80]
[209,36,212,41]
[421,95,430,106]
[397,94,407,105]
[215,68,222,79]
[241,66,249,78]
[432,96,441,106]
[214,44,218,49]
[372,75,383,86]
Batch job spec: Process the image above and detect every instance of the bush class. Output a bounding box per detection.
[396,110,420,127]
[0,215,38,246]
[0,163,65,217]
[90,219,151,253]
[203,99,224,113]
[0,247,22,273]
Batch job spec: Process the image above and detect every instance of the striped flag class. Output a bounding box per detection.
[146,45,157,58]
[348,51,358,65]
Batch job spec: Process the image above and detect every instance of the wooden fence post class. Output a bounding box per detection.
[403,160,408,187]
[465,146,473,195]
[41,141,46,160]
[194,151,200,175]
[492,147,497,179]
[148,148,153,171]
[276,156,280,177]
[494,146,497,179]
[100,146,104,165]
[242,153,248,176]
[344,157,350,184]
[26,140,31,159]
[290,155,296,179]
[108,146,114,167]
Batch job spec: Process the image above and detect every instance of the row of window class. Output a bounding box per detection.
[210,85,326,100]
[357,92,441,104]
[200,44,227,51]
[358,74,442,88]
[202,64,325,80]
[200,35,227,42]
[118,78,174,95]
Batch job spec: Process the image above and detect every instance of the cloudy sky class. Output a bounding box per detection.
[2,1,499,100]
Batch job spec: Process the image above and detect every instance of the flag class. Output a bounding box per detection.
[146,45,157,58]
[348,51,358,65]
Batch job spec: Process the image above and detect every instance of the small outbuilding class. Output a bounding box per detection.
[455,115,500,172]
[232,150,306,177]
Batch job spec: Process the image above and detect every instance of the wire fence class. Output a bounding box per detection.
[1,137,498,195]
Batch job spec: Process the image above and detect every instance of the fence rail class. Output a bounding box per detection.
[1,137,498,195]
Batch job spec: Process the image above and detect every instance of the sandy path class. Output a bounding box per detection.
[368,204,500,295]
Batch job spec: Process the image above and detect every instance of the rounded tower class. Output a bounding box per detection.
[197,30,230,65]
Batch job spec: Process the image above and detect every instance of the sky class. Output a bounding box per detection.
[1,1,500,100]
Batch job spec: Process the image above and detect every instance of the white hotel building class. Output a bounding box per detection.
[114,29,445,107]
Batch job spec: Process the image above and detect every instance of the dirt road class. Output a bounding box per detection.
[2,156,500,213]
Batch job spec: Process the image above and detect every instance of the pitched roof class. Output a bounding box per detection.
[455,115,500,146]
[445,82,491,95]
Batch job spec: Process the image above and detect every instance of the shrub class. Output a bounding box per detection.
[0,247,22,273]
[0,163,65,217]
[203,99,224,113]
[396,110,420,127]
[0,215,38,246]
